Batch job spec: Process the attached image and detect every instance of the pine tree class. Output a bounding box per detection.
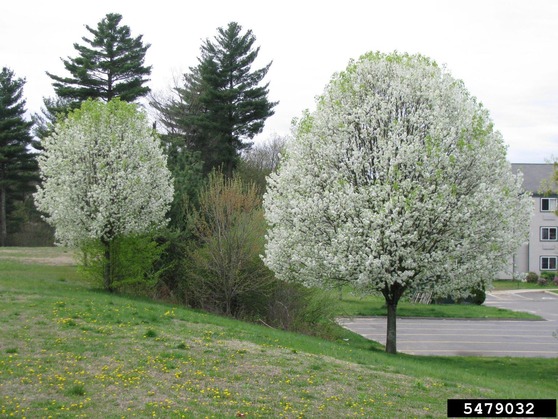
[32,96,74,145]
[154,22,277,175]
[46,13,152,106]
[0,67,37,246]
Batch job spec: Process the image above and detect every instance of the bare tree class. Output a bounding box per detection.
[188,171,273,316]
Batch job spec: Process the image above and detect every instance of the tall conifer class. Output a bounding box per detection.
[36,13,152,141]
[154,22,277,175]
[0,67,36,246]
[46,13,152,105]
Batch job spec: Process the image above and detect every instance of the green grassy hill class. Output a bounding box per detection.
[1,248,556,418]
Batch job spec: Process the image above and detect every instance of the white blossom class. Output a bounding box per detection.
[263,52,532,352]
[34,99,174,247]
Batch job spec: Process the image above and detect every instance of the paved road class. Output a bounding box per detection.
[338,290,558,357]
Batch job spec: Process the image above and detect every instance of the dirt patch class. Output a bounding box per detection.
[0,247,77,266]
[19,256,76,265]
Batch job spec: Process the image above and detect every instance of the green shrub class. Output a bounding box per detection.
[540,271,555,284]
[153,170,340,338]
[525,272,538,283]
[263,281,339,337]
[433,283,486,305]
[537,271,555,286]
[468,286,486,305]
[182,171,274,317]
[79,233,168,293]
[151,229,192,302]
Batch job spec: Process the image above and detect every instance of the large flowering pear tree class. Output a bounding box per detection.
[35,99,174,291]
[263,52,532,354]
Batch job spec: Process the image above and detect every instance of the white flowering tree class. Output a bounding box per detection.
[35,99,174,291]
[263,52,532,354]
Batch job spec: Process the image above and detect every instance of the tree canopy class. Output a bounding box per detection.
[34,99,173,289]
[263,52,532,354]
[0,67,37,246]
[46,12,152,106]
[152,22,277,175]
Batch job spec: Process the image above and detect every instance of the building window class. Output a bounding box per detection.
[540,256,557,271]
[541,197,557,212]
[541,227,558,241]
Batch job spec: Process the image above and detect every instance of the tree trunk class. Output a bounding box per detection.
[224,157,234,179]
[101,238,113,292]
[386,301,398,354]
[0,185,6,247]
[382,283,405,354]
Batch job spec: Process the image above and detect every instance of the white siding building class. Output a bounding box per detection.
[500,164,557,279]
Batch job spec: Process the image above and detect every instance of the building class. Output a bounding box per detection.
[500,163,557,279]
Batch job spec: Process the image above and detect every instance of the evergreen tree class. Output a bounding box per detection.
[0,67,37,246]
[32,96,74,144]
[46,13,152,106]
[154,22,277,175]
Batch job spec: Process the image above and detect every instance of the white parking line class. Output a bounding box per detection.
[404,349,558,355]
[396,340,556,345]
[339,290,558,357]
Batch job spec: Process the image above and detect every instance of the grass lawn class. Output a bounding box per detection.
[1,248,556,418]
[334,289,542,320]
[492,279,558,291]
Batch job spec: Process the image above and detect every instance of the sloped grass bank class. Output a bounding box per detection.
[0,249,556,418]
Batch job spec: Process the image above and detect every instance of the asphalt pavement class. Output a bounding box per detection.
[338,289,558,357]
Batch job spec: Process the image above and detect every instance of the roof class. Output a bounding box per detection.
[511,163,556,195]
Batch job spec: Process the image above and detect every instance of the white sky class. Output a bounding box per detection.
[2,0,557,163]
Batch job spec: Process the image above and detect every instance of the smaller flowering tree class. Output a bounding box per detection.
[263,52,532,354]
[35,99,174,290]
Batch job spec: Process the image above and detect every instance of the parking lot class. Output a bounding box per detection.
[338,290,558,357]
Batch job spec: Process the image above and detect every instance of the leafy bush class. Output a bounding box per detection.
[183,171,274,316]
[154,170,339,336]
[540,271,555,284]
[262,281,339,337]
[79,233,168,292]
[151,229,192,303]
[538,277,548,286]
[468,286,486,305]
[433,283,486,305]
[525,272,539,284]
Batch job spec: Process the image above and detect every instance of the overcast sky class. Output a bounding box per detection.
[2,0,557,163]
